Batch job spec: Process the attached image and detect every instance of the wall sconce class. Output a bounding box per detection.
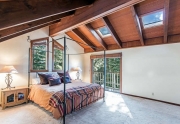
[73,67,82,80]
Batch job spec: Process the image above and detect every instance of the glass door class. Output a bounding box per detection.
[92,57,120,93]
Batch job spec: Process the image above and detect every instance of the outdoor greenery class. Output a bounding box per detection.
[33,45,46,70]
[54,48,63,70]
[93,58,120,72]
[93,58,120,89]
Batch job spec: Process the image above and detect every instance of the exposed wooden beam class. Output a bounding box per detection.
[49,0,145,36]
[85,23,108,50]
[164,0,170,43]
[102,16,122,48]
[131,6,144,46]
[0,11,74,42]
[72,29,96,51]
[0,0,95,30]
[0,20,59,42]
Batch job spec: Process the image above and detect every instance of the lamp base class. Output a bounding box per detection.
[1,74,15,90]
[1,86,15,90]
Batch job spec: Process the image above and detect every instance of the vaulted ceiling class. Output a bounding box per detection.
[50,0,180,53]
[1,0,180,53]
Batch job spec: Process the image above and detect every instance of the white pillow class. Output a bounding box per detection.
[31,78,40,85]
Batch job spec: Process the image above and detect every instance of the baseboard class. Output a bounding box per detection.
[122,93,180,106]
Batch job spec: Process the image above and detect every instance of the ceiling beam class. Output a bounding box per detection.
[85,23,108,50]
[49,0,145,36]
[131,6,144,46]
[164,0,170,43]
[0,11,75,42]
[0,0,95,30]
[102,16,122,48]
[72,28,96,51]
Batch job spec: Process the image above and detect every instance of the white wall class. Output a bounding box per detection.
[0,27,84,104]
[83,43,180,104]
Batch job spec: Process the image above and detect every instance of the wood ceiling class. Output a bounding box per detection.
[1,0,180,53]
[49,0,180,53]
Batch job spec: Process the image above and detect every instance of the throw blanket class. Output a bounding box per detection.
[49,83,103,116]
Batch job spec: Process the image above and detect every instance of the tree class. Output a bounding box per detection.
[54,48,63,70]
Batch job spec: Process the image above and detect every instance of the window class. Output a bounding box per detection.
[97,26,111,37]
[52,40,63,71]
[142,10,163,28]
[30,38,49,72]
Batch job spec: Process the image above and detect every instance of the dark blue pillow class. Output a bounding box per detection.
[61,76,71,83]
[48,77,61,86]
[38,73,52,85]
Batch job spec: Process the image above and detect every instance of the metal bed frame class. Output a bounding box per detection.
[27,36,106,124]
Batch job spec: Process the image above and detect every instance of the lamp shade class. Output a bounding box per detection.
[73,67,82,71]
[0,66,18,74]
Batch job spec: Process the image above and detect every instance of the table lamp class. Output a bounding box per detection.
[73,67,82,80]
[0,66,18,90]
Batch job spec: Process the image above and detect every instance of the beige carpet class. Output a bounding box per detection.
[0,92,180,124]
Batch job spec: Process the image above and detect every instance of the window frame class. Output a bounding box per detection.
[30,37,49,72]
[52,40,64,72]
[96,26,112,38]
[139,9,164,29]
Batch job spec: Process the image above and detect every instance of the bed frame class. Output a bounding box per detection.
[27,36,106,124]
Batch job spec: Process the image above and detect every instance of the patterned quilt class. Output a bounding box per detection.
[49,83,103,116]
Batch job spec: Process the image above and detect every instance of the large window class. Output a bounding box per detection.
[141,10,163,28]
[30,38,49,72]
[52,40,63,71]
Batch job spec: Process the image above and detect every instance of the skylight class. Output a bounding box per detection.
[142,11,163,28]
[97,26,111,37]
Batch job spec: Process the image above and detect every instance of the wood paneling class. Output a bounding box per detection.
[103,37,117,45]
[49,0,145,36]
[0,0,94,30]
[135,0,164,16]
[102,16,122,48]
[168,0,180,35]
[108,7,140,42]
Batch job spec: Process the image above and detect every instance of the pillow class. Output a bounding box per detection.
[61,76,71,83]
[38,73,52,85]
[31,78,40,85]
[57,71,72,80]
[48,77,61,86]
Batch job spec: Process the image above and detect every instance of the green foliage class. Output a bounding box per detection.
[33,45,46,70]
[54,48,63,70]
[93,58,120,72]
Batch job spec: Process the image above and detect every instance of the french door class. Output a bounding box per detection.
[91,53,122,93]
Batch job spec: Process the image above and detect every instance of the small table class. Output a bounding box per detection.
[1,87,28,109]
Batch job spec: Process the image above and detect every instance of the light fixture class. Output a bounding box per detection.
[27,36,31,42]
[0,66,18,90]
[73,67,82,80]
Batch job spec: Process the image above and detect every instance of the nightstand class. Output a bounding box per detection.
[1,87,28,109]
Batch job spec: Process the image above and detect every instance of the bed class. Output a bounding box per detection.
[28,80,104,119]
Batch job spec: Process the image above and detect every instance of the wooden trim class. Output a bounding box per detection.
[164,0,170,43]
[90,53,122,93]
[122,93,180,106]
[30,37,49,72]
[131,6,144,46]
[102,16,122,48]
[52,39,63,71]
[90,53,122,59]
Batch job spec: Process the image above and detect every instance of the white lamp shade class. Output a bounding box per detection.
[0,66,18,74]
[73,67,82,71]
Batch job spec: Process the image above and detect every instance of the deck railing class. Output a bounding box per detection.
[93,72,120,91]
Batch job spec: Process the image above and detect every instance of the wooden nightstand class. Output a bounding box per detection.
[1,87,28,109]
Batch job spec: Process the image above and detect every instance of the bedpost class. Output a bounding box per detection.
[68,54,69,71]
[103,50,106,102]
[28,48,30,94]
[63,36,66,124]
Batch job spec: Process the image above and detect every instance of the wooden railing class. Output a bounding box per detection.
[93,72,120,91]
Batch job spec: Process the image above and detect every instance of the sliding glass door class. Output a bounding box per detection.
[91,55,121,93]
